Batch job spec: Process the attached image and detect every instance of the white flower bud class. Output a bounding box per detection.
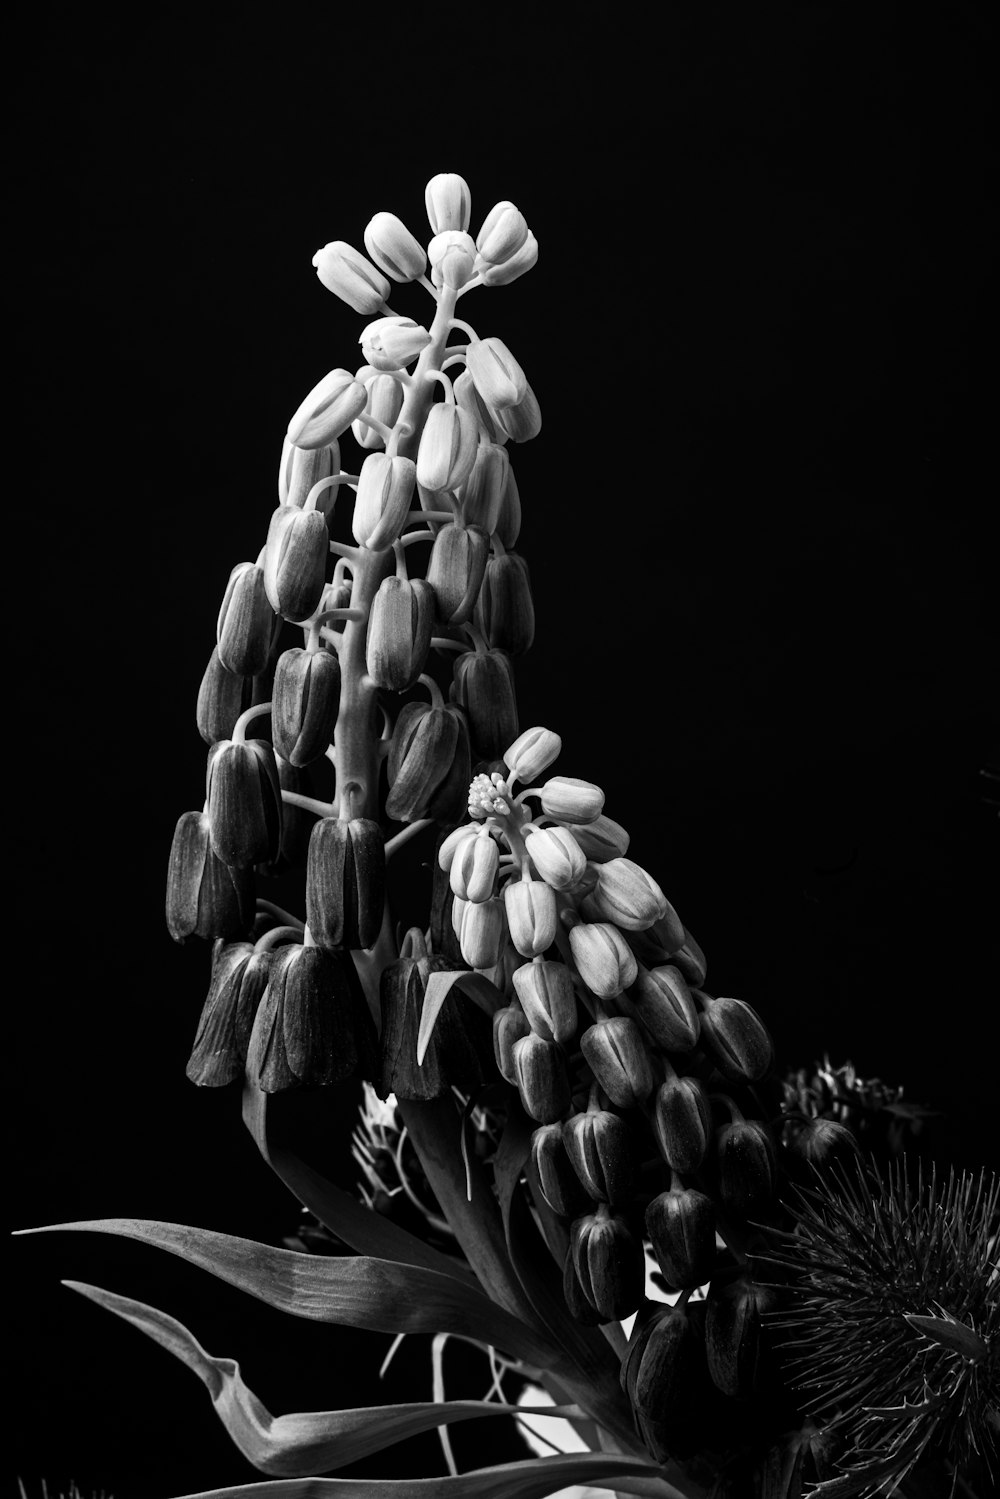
[287,368,369,450]
[351,374,404,451]
[351,453,416,551]
[457,443,508,534]
[415,403,480,492]
[504,726,561,784]
[454,367,509,447]
[540,776,606,825]
[428,230,477,290]
[466,337,527,410]
[475,201,529,265]
[569,922,638,999]
[496,381,542,443]
[456,895,507,969]
[360,316,431,373]
[425,172,472,235]
[525,826,586,891]
[438,824,478,871]
[504,879,558,957]
[589,858,669,932]
[450,833,500,903]
[312,241,390,314]
[363,212,427,282]
[477,232,539,287]
[568,815,630,863]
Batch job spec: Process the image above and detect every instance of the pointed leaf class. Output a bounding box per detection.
[167,1449,667,1497]
[417,972,504,1066]
[64,1280,582,1478]
[19,1218,552,1365]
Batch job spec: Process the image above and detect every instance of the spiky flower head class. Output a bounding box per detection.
[762,1156,999,1497]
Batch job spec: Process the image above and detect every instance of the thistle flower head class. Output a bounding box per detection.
[762,1156,999,1497]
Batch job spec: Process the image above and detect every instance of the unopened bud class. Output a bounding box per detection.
[451,648,518,759]
[495,459,521,545]
[476,551,535,656]
[524,825,586,890]
[454,367,509,447]
[670,929,708,986]
[504,725,561,784]
[563,1108,634,1207]
[360,315,431,372]
[437,823,478,872]
[279,439,339,508]
[568,921,638,999]
[646,1184,716,1290]
[629,964,700,1053]
[475,201,529,265]
[716,1119,777,1217]
[287,367,369,450]
[787,1116,860,1164]
[621,1303,709,1464]
[217,562,275,678]
[705,1274,778,1399]
[186,940,269,1086]
[312,241,390,314]
[271,647,341,768]
[455,893,507,969]
[425,172,472,235]
[477,231,538,287]
[207,739,283,869]
[466,337,527,410]
[532,1123,590,1218]
[540,776,605,824]
[457,442,508,534]
[580,1016,654,1108]
[503,878,558,957]
[593,858,669,932]
[386,702,471,824]
[512,958,577,1044]
[564,814,630,864]
[263,506,329,622]
[652,1075,712,1171]
[352,373,405,451]
[450,831,500,903]
[563,1247,605,1326]
[493,1002,531,1084]
[165,811,254,943]
[699,995,773,1082]
[351,452,416,551]
[571,1207,644,1322]
[366,575,435,691]
[364,212,427,282]
[425,522,490,626]
[512,1032,572,1124]
[495,381,542,442]
[416,404,480,492]
[428,229,477,290]
[197,647,252,746]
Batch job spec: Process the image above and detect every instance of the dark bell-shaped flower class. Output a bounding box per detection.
[562,1108,634,1208]
[492,1002,530,1085]
[787,1115,860,1165]
[651,1075,713,1172]
[646,1183,717,1290]
[531,1123,590,1218]
[207,738,283,869]
[378,930,487,1099]
[704,1273,778,1399]
[494,461,521,547]
[246,942,377,1092]
[451,648,518,760]
[716,1118,777,1217]
[366,576,435,691]
[562,1247,605,1326]
[580,1016,655,1108]
[512,958,577,1044]
[511,1032,572,1124]
[305,816,385,950]
[628,964,700,1053]
[257,756,315,874]
[475,551,535,656]
[386,701,471,823]
[217,562,276,678]
[621,1304,710,1463]
[165,811,254,943]
[272,647,341,768]
[425,522,491,626]
[570,1205,644,1322]
[263,506,329,622]
[699,995,773,1082]
[186,940,271,1086]
[196,647,252,746]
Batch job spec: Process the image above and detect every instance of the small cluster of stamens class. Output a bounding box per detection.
[468,771,512,820]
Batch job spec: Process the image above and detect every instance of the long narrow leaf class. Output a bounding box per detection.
[416,973,504,1066]
[167,1449,673,1498]
[17,1219,552,1365]
[64,1280,582,1479]
[241,1081,479,1289]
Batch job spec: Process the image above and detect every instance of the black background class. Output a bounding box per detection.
[8,6,996,1496]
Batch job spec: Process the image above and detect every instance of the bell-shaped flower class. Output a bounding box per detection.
[425,172,472,235]
[186,940,271,1086]
[359,315,431,372]
[477,232,538,287]
[588,857,668,932]
[571,1207,644,1323]
[511,1032,571,1124]
[306,816,386,951]
[699,995,773,1082]
[652,1075,713,1172]
[704,1274,778,1399]
[457,442,508,534]
[247,943,377,1091]
[476,551,534,656]
[493,1002,530,1085]
[271,646,341,768]
[620,1304,709,1464]
[579,1016,654,1108]
[449,830,500,903]
[425,522,490,626]
[363,212,427,282]
[287,367,369,450]
[351,452,416,550]
[165,811,254,944]
[454,893,506,969]
[279,439,339,508]
[531,1123,589,1218]
[466,337,527,410]
[196,646,252,747]
[352,372,405,451]
[217,562,275,678]
[206,738,283,869]
[263,506,329,621]
[646,1184,716,1291]
[629,963,700,1052]
[312,241,390,314]
[716,1119,777,1218]
[451,648,518,759]
[454,367,508,447]
[386,701,471,823]
[496,381,542,443]
[562,1108,634,1208]
[365,575,434,691]
[540,776,605,825]
[416,404,479,492]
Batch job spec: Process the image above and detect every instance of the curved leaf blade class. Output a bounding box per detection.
[18,1218,552,1365]
[64,1280,582,1479]
[416,972,503,1067]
